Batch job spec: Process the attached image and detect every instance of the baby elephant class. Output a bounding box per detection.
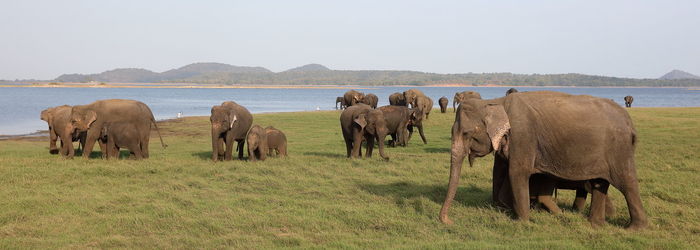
[265,126,288,157]
[247,125,268,161]
[100,122,143,159]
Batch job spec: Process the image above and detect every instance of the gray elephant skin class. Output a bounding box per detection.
[70,99,166,159]
[40,105,86,157]
[378,105,411,147]
[388,92,406,106]
[340,104,389,160]
[247,125,267,162]
[265,126,288,157]
[439,91,647,230]
[624,95,634,108]
[210,101,253,161]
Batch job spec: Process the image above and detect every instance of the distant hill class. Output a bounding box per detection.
[284,64,331,72]
[659,70,700,80]
[52,63,700,87]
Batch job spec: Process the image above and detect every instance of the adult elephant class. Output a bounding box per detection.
[340,104,389,160]
[403,89,425,108]
[415,95,433,120]
[506,88,518,96]
[343,90,365,107]
[452,91,481,112]
[624,95,634,108]
[438,97,448,113]
[40,105,86,157]
[389,92,406,106]
[210,101,253,161]
[362,93,379,109]
[335,97,346,109]
[439,91,647,229]
[70,99,166,159]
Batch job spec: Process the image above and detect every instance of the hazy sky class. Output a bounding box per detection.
[1,0,698,79]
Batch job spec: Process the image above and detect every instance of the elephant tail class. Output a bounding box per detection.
[151,118,167,148]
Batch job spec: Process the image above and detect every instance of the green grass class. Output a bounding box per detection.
[0,107,698,248]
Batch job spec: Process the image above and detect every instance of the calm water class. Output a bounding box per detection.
[1,86,698,135]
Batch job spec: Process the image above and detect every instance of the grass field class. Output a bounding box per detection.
[0,107,698,248]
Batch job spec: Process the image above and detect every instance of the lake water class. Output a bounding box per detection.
[1,86,698,135]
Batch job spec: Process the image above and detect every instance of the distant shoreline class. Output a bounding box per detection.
[0,82,694,89]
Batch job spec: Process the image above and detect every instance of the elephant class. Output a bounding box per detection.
[100,122,143,159]
[438,97,448,113]
[415,95,433,120]
[343,90,365,107]
[210,101,253,161]
[378,105,411,147]
[403,89,426,108]
[247,125,268,162]
[506,88,519,96]
[40,105,86,157]
[340,103,389,160]
[335,96,346,109]
[495,172,615,217]
[70,99,166,159]
[452,91,482,112]
[265,126,288,157]
[389,92,407,106]
[406,108,427,145]
[624,95,634,108]
[439,91,648,229]
[361,93,379,109]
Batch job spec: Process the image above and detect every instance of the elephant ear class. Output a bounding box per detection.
[354,114,367,129]
[86,110,98,128]
[229,113,238,129]
[483,104,510,152]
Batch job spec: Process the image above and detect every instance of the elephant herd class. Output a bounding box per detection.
[40,91,645,230]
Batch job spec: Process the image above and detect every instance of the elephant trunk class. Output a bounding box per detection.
[211,125,221,161]
[376,132,389,160]
[439,136,468,224]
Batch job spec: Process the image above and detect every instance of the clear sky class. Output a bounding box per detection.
[1,0,698,80]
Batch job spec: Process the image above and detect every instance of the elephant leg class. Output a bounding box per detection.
[237,139,246,160]
[351,130,363,158]
[588,179,609,227]
[389,133,396,147]
[365,135,374,158]
[248,145,256,162]
[49,127,59,154]
[573,188,588,212]
[61,134,75,158]
[418,125,427,144]
[81,128,100,159]
[605,195,616,217]
[492,154,509,205]
[224,135,234,161]
[131,141,143,160]
[281,144,287,157]
[614,171,649,230]
[509,167,533,221]
[344,139,353,158]
[535,179,562,215]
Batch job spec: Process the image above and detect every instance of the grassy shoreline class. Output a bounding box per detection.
[0,108,698,248]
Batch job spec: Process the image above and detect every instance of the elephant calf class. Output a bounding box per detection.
[340,104,389,160]
[247,125,268,162]
[438,97,448,113]
[265,126,288,157]
[101,122,144,159]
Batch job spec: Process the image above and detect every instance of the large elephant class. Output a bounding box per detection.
[403,89,425,108]
[439,91,647,229]
[70,99,165,159]
[100,121,143,160]
[361,93,379,109]
[624,95,634,108]
[246,125,267,162]
[40,105,86,157]
[415,96,433,119]
[340,104,389,160]
[343,90,365,107]
[438,97,449,113]
[335,97,346,109]
[388,92,406,106]
[210,101,253,161]
[452,91,482,112]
